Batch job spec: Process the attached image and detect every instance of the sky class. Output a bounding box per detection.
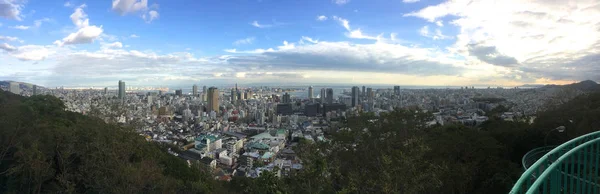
[0,0,599,87]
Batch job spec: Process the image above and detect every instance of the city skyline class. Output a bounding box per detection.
[1,0,599,87]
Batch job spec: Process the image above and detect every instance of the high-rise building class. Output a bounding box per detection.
[231,88,237,101]
[175,89,183,96]
[104,87,108,95]
[193,85,198,96]
[320,88,327,104]
[282,92,291,104]
[159,90,163,96]
[147,95,153,105]
[118,80,126,99]
[326,88,334,104]
[203,86,207,93]
[367,87,373,103]
[362,86,366,97]
[308,86,314,99]
[9,82,19,95]
[351,86,360,107]
[394,86,400,95]
[32,85,38,96]
[208,87,219,113]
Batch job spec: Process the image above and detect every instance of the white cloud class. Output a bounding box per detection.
[11,45,53,61]
[402,0,420,3]
[405,0,600,81]
[419,26,450,40]
[64,1,73,7]
[70,4,89,28]
[112,0,159,23]
[8,18,50,30]
[0,44,54,61]
[233,37,255,45]
[0,0,24,20]
[301,36,318,44]
[435,20,443,27]
[101,42,123,49]
[0,42,16,52]
[0,35,23,43]
[112,0,148,15]
[333,16,350,31]
[54,26,104,46]
[333,16,379,40]
[317,15,327,21]
[54,5,103,46]
[142,10,159,23]
[333,0,349,5]
[251,20,271,28]
[278,40,295,50]
[347,29,378,40]
[10,25,29,30]
[130,34,140,38]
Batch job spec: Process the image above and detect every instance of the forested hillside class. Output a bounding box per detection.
[1,90,599,194]
[0,91,220,193]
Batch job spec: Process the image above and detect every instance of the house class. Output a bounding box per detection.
[199,157,217,169]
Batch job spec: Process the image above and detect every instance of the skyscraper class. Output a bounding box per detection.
[320,88,326,104]
[9,82,19,95]
[175,89,183,97]
[208,87,219,113]
[32,85,38,96]
[193,84,198,96]
[308,86,314,99]
[231,88,237,101]
[394,86,400,95]
[104,87,108,95]
[362,86,366,96]
[367,87,374,104]
[351,86,360,107]
[203,86,207,93]
[118,80,125,99]
[326,88,334,104]
[282,92,291,103]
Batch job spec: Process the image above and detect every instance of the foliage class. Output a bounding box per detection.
[0,91,217,194]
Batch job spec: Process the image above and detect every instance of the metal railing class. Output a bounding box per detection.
[510,131,600,194]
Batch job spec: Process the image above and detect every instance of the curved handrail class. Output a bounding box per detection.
[527,138,600,194]
[510,130,600,194]
[522,146,555,170]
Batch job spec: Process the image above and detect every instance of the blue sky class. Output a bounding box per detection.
[0,0,599,87]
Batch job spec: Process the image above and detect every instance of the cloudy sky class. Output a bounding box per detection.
[0,0,599,87]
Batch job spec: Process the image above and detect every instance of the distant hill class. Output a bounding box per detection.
[541,80,600,91]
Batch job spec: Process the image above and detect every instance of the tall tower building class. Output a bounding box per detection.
[104,87,108,95]
[320,88,327,104]
[118,80,126,99]
[9,82,19,95]
[231,88,237,101]
[308,86,313,99]
[32,85,38,96]
[351,86,360,107]
[193,85,198,97]
[208,87,219,113]
[326,88,334,104]
[282,92,291,104]
[203,86,207,93]
[394,86,400,95]
[175,89,183,97]
[362,86,366,97]
[367,88,373,103]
